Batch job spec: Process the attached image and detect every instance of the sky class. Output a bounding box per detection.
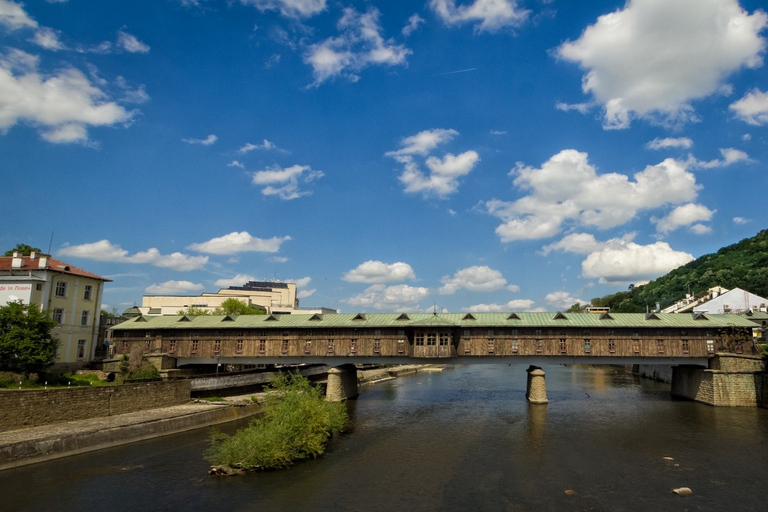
[1,0,767,314]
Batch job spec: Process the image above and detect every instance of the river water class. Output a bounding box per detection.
[2,365,767,512]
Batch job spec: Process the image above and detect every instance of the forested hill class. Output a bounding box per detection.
[590,230,768,313]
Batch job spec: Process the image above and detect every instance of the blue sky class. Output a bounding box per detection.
[2,0,767,313]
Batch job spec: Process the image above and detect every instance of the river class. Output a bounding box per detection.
[2,364,767,511]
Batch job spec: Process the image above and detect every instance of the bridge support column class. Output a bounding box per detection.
[526,366,548,405]
[326,364,359,402]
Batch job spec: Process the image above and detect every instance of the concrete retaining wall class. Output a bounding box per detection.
[671,354,766,407]
[0,381,191,433]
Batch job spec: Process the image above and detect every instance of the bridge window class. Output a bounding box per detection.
[657,340,665,354]
[259,330,267,337]
[281,340,288,355]
[583,339,591,353]
[398,330,405,336]
[397,339,405,354]
[350,339,357,354]
[259,339,266,354]
[236,339,243,354]
[633,340,640,354]
[283,330,290,337]
[427,333,436,346]
[122,340,128,351]
[374,339,381,354]
[144,339,151,351]
[416,333,424,346]
[511,329,518,336]
[582,329,591,336]
[560,339,567,353]
[487,329,494,336]
[463,329,471,337]
[706,340,714,354]
[237,331,244,337]
[608,339,616,353]
[535,339,542,353]
[511,339,519,353]
[192,331,199,338]
[439,334,450,346]
[681,339,689,354]
[680,330,688,336]
[328,330,335,337]
[487,339,495,354]
[327,339,335,353]
[168,340,176,354]
[214,340,221,353]
[374,329,381,336]
[535,329,543,336]
[191,340,199,353]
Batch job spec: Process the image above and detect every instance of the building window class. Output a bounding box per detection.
[427,333,436,346]
[583,339,591,354]
[281,340,289,354]
[657,339,665,354]
[510,329,518,336]
[511,339,519,353]
[236,339,243,354]
[608,339,616,354]
[259,339,266,354]
[214,340,221,353]
[706,340,714,354]
[259,330,267,337]
[191,340,199,353]
[582,329,591,336]
[682,339,690,354]
[535,329,543,336]
[559,339,567,353]
[36,283,42,291]
[83,285,93,301]
[487,339,495,354]
[374,339,381,354]
[397,339,405,354]
[416,333,424,346]
[52,308,64,324]
[327,339,335,353]
[439,333,450,346]
[80,310,89,326]
[55,281,67,297]
[77,340,86,359]
[535,339,542,353]
[374,329,381,336]
[144,339,151,351]
[304,340,312,354]
[350,339,357,354]
[168,340,176,353]
[633,340,641,354]
[680,330,688,336]
[487,329,494,336]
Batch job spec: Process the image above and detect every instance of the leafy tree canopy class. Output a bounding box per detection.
[4,244,42,257]
[177,299,265,316]
[591,230,768,313]
[0,301,59,375]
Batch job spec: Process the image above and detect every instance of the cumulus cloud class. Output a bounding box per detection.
[555,101,591,114]
[545,291,588,310]
[58,240,208,271]
[31,27,65,50]
[344,284,430,310]
[730,88,768,125]
[343,261,415,284]
[251,164,323,200]
[652,203,715,233]
[542,232,606,255]
[0,49,133,143]
[581,240,694,284]
[304,7,411,86]
[402,13,424,37]
[182,134,217,145]
[243,0,326,19]
[690,148,751,168]
[430,0,530,32]
[214,274,256,288]
[228,160,245,168]
[438,265,518,294]
[0,0,37,30]
[238,139,280,153]
[145,280,204,294]
[486,149,700,242]
[465,299,536,313]
[647,137,693,150]
[188,231,291,255]
[117,31,150,53]
[733,216,751,224]
[387,128,479,198]
[557,0,768,129]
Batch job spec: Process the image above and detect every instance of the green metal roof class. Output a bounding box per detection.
[110,312,757,331]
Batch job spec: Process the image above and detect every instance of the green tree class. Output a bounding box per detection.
[4,244,42,256]
[213,298,266,315]
[176,306,212,316]
[0,301,59,376]
[566,302,586,313]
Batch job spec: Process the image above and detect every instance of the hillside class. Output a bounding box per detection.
[590,230,768,313]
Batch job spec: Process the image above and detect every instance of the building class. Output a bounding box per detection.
[138,280,335,316]
[0,252,111,372]
[662,286,768,315]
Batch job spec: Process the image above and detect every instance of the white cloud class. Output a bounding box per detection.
[228,160,245,168]
[188,231,291,255]
[182,134,217,145]
[402,13,424,37]
[487,149,700,242]
[690,147,750,168]
[0,49,133,143]
[541,232,604,255]
[251,164,324,199]
[557,0,768,129]
[238,139,279,153]
[545,291,588,310]
[733,216,751,224]
[647,137,693,150]
[31,27,65,50]
[581,240,694,284]
[58,240,208,271]
[730,88,768,125]
[214,274,256,288]
[343,261,415,284]
[438,265,518,294]
[465,299,535,313]
[430,0,530,32]
[243,0,326,19]
[117,31,150,53]
[652,203,715,233]
[304,7,411,86]
[344,284,430,310]
[145,280,204,294]
[0,0,37,30]
[388,128,479,198]
[555,101,591,114]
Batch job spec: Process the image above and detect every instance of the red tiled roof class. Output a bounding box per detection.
[0,255,111,282]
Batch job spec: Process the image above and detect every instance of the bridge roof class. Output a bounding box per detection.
[110,312,757,330]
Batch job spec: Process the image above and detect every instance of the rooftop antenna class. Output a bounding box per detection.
[47,231,54,255]
[433,302,437,315]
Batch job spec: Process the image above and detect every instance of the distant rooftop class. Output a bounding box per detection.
[226,280,290,292]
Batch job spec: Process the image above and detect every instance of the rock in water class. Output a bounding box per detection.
[672,487,693,496]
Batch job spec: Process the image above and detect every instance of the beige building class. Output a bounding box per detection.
[0,252,111,372]
[139,280,332,316]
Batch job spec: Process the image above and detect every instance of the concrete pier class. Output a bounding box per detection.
[526,365,548,404]
[326,364,359,401]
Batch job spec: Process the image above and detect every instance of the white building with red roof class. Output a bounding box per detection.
[0,251,111,372]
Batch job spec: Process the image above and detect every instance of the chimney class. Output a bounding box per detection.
[11,252,22,269]
[38,255,48,269]
[30,251,36,260]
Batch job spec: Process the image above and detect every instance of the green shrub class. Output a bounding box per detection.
[205,373,349,471]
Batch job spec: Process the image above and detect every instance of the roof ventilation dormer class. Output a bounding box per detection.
[462,313,476,321]
[553,312,567,320]
[506,313,521,320]
[309,313,323,321]
[353,313,366,321]
[396,313,411,321]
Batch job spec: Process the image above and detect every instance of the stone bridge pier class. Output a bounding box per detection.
[326,364,359,401]
[526,365,549,404]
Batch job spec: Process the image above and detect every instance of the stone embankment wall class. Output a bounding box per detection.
[0,381,191,433]
[671,354,766,408]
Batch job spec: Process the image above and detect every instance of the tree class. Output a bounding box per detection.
[0,301,59,375]
[4,244,42,257]
[213,298,266,315]
[176,306,211,316]
[566,302,586,313]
